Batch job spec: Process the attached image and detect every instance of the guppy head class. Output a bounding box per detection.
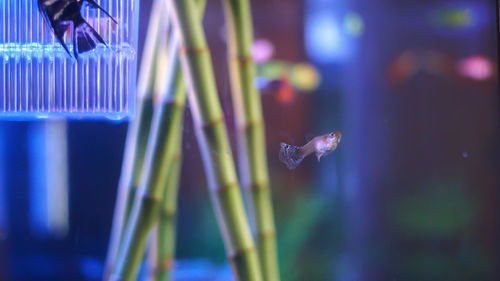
[314,131,342,161]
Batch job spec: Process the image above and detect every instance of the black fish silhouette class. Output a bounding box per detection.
[38,0,117,59]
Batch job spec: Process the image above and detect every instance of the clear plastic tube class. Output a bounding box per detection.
[0,0,138,120]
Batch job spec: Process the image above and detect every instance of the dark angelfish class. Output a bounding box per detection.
[38,0,117,59]
[279,131,342,169]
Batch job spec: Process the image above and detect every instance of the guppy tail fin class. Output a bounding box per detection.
[279,143,305,170]
[73,19,106,59]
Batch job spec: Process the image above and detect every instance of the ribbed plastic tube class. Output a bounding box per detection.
[0,0,138,120]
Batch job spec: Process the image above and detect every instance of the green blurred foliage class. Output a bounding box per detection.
[278,192,327,281]
[389,179,494,280]
[176,184,345,281]
[176,187,226,263]
[391,180,477,238]
[275,189,344,281]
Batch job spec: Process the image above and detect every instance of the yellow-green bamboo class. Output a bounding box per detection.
[145,32,173,281]
[149,31,184,281]
[221,1,280,280]
[111,0,207,278]
[145,226,158,281]
[155,134,183,281]
[170,0,263,280]
[111,44,186,281]
[103,0,165,279]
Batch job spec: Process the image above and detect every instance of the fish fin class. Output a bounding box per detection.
[279,142,304,170]
[316,152,322,162]
[54,23,72,57]
[73,19,106,58]
[83,30,97,50]
[37,0,71,57]
[37,0,52,28]
[72,23,78,59]
[84,0,118,24]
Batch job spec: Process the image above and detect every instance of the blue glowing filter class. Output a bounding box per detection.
[0,0,139,120]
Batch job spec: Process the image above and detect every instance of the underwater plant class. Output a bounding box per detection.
[105,0,282,280]
[105,3,170,280]
[221,0,280,279]
[170,0,262,279]
[103,0,164,278]
[108,1,207,280]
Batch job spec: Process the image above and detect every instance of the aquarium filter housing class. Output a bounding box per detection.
[0,0,139,120]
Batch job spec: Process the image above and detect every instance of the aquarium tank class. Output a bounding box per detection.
[0,0,499,281]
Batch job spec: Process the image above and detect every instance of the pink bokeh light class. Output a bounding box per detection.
[456,55,493,81]
[251,38,275,64]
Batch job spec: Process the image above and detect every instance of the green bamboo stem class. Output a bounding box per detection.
[154,134,183,281]
[103,0,166,279]
[145,225,159,281]
[170,0,263,280]
[111,36,186,280]
[144,32,172,281]
[148,31,185,281]
[221,1,280,280]
[110,1,207,280]
[149,2,207,280]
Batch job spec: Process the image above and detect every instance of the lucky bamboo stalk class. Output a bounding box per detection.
[154,132,183,281]
[147,31,186,281]
[111,0,207,276]
[111,36,186,281]
[221,1,280,280]
[148,1,207,280]
[169,0,263,280]
[103,0,167,279]
[112,0,206,274]
[145,225,159,281]
[123,0,172,226]
[144,32,174,281]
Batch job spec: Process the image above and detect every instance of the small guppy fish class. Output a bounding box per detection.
[38,0,117,59]
[279,131,342,170]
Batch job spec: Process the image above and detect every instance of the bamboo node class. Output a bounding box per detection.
[160,208,177,218]
[139,191,163,203]
[257,229,276,238]
[154,257,175,273]
[228,245,257,259]
[246,180,269,190]
[216,181,239,193]
[180,46,210,54]
[231,54,252,65]
[201,116,224,128]
[242,119,264,131]
[157,95,186,109]
[162,98,185,110]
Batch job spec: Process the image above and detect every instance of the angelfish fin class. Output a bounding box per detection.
[279,142,304,170]
[73,19,106,58]
[54,23,71,57]
[84,0,118,24]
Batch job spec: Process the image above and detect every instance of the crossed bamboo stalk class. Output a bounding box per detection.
[103,0,279,280]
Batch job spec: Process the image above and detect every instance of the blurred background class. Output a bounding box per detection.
[0,0,499,280]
